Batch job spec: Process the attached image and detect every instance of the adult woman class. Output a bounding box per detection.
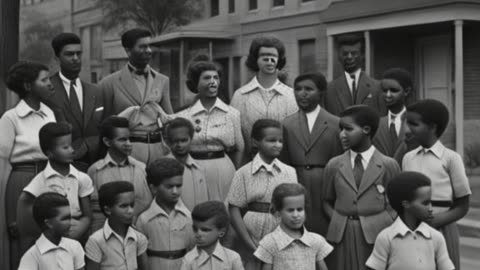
[177,60,244,202]
[0,61,56,269]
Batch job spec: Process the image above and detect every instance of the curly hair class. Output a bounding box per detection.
[185,60,222,93]
[245,36,286,72]
[6,61,49,99]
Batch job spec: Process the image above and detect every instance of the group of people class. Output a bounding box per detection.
[0,27,471,270]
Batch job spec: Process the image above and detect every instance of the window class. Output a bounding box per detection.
[229,0,235,13]
[90,24,103,62]
[249,0,257,10]
[299,39,316,74]
[273,0,285,7]
[210,0,219,17]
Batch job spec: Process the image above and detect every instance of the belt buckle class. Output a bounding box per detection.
[207,152,213,158]
[168,254,174,259]
[305,165,312,170]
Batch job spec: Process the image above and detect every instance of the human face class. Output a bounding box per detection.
[46,205,71,237]
[257,47,279,75]
[294,79,321,112]
[166,127,191,157]
[255,127,283,162]
[381,79,408,111]
[57,44,82,75]
[106,191,135,225]
[105,127,132,158]
[197,70,219,98]
[339,43,363,73]
[405,111,434,147]
[153,175,183,206]
[278,195,305,231]
[127,36,152,67]
[404,186,433,223]
[29,70,54,100]
[48,134,74,164]
[193,217,224,250]
[339,116,369,151]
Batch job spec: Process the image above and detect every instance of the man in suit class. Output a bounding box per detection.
[281,73,343,236]
[325,34,386,116]
[47,33,105,172]
[99,28,173,164]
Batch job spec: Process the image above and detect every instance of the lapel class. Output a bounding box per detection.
[291,112,309,150]
[376,117,394,155]
[397,114,407,148]
[81,82,96,128]
[355,72,372,104]
[117,65,143,105]
[337,75,353,109]
[338,152,357,192]
[306,109,329,152]
[358,150,384,196]
[51,73,82,127]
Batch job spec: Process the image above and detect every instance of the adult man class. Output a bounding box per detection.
[100,28,173,164]
[325,34,385,116]
[47,33,105,172]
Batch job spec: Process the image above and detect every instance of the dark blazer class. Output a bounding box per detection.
[323,149,400,244]
[373,115,409,165]
[325,71,386,116]
[47,73,105,168]
[282,108,343,235]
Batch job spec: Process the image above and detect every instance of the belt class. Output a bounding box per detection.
[347,215,360,220]
[292,164,325,170]
[247,202,271,213]
[190,151,225,160]
[146,249,187,259]
[11,161,47,173]
[130,130,163,144]
[431,200,452,208]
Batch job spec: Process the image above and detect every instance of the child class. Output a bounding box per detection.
[227,119,298,270]
[180,201,244,270]
[322,105,400,270]
[402,99,471,269]
[85,181,148,270]
[136,157,195,270]
[282,73,343,236]
[17,122,93,251]
[87,116,152,232]
[255,183,332,270]
[18,192,85,270]
[366,172,454,270]
[372,68,417,164]
[165,117,209,210]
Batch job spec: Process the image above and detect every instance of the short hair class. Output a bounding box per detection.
[165,117,194,140]
[192,201,230,229]
[245,36,286,71]
[406,99,449,138]
[98,181,134,216]
[99,116,130,140]
[121,28,152,49]
[146,158,185,186]
[382,68,413,91]
[387,172,431,216]
[271,183,306,212]
[251,119,282,141]
[51,33,81,56]
[6,61,49,98]
[39,122,72,155]
[336,33,364,51]
[294,73,327,92]
[339,105,380,138]
[185,60,222,93]
[33,192,70,230]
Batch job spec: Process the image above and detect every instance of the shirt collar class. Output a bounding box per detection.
[184,155,200,169]
[350,145,375,166]
[127,63,154,78]
[305,105,321,117]
[36,234,69,255]
[416,140,445,158]
[59,71,80,86]
[97,153,131,169]
[388,107,406,125]
[272,226,313,250]
[190,98,229,115]
[143,198,190,222]
[194,242,228,265]
[43,162,79,179]
[14,99,49,118]
[240,76,287,95]
[251,154,281,174]
[390,217,431,239]
[345,69,361,82]
[103,220,137,242]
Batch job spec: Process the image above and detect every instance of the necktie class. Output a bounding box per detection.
[353,153,364,187]
[69,80,82,116]
[350,74,357,103]
[389,115,398,142]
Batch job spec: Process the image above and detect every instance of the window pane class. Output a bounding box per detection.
[249,0,257,10]
[273,0,285,7]
[211,0,219,17]
[229,0,235,13]
[299,39,316,74]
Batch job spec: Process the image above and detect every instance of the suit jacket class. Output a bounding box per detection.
[47,73,105,166]
[323,149,400,244]
[325,71,386,116]
[373,115,408,165]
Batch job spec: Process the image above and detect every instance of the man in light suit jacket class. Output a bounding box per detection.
[99,28,173,164]
[46,33,105,171]
[325,34,386,116]
[281,73,343,236]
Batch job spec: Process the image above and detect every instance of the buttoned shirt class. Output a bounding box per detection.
[0,100,56,163]
[85,220,148,270]
[345,69,361,93]
[180,155,209,211]
[366,218,454,270]
[180,242,244,270]
[387,107,405,135]
[59,71,83,111]
[254,226,333,270]
[350,145,376,169]
[24,162,94,217]
[18,234,85,270]
[136,199,194,270]
[305,105,320,133]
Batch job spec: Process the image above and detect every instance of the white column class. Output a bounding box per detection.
[327,35,334,81]
[209,40,213,60]
[179,39,185,106]
[364,31,371,76]
[228,56,234,99]
[454,20,464,157]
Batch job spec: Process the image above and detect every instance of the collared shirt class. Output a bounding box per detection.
[366,218,454,270]
[388,107,406,135]
[24,162,94,217]
[254,226,333,270]
[0,100,56,163]
[59,71,83,110]
[180,155,209,211]
[305,105,321,133]
[136,199,194,270]
[85,220,148,270]
[231,76,298,154]
[350,145,376,169]
[226,154,297,242]
[180,242,244,270]
[18,234,85,270]
[177,98,244,153]
[87,153,152,231]
[402,140,471,212]
[345,69,361,93]
[128,63,155,101]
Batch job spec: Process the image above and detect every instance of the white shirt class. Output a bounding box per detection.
[252,76,280,92]
[350,145,375,169]
[305,105,320,133]
[59,71,83,110]
[388,107,406,135]
[345,69,361,93]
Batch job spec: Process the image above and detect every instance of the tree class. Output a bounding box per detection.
[102,0,204,36]
[20,22,63,65]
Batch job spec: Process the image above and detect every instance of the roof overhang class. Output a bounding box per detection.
[150,30,235,45]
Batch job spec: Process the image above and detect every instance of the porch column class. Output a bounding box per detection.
[454,20,464,157]
[327,35,334,81]
[364,31,371,75]
[179,39,185,105]
[209,40,213,60]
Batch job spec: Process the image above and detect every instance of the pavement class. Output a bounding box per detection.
[459,175,480,270]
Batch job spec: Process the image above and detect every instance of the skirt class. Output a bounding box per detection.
[195,155,235,202]
[439,222,460,270]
